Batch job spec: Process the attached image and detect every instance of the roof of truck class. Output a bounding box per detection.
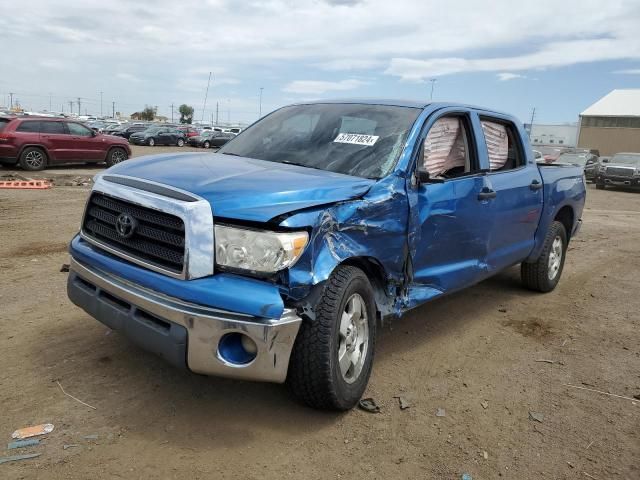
[289,99,513,117]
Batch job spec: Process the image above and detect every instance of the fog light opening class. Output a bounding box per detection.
[218,332,258,365]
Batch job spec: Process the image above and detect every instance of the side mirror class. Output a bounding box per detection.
[602,158,609,163]
[417,168,431,183]
[91,130,97,137]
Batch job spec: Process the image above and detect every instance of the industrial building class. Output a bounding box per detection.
[527,123,578,147]
[577,89,640,156]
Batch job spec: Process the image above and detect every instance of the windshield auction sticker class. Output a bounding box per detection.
[333,133,379,146]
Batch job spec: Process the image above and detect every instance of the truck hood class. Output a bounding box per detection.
[105,152,375,222]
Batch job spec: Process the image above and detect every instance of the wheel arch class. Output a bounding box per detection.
[104,145,128,161]
[18,144,50,161]
[554,205,574,242]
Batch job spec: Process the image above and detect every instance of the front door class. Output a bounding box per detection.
[65,122,103,160]
[409,111,493,297]
[39,121,74,162]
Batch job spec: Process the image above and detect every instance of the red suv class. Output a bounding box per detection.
[0,116,132,171]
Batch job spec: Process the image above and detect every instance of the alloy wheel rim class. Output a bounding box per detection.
[111,150,125,163]
[548,235,563,280]
[338,293,369,384]
[149,138,154,146]
[25,151,44,168]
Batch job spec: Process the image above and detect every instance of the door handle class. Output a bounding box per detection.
[530,179,543,191]
[477,188,497,201]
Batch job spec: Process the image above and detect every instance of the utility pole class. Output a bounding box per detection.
[112,101,115,119]
[77,97,81,116]
[170,103,174,123]
[227,99,230,124]
[259,87,264,118]
[215,101,219,125]
[528,107,536,138]
[429,79,437,100]
[100,91,103,117]
[69,100,74,113]
[201,71,212,123]
[49,93,52,112]
[9,92,14,109]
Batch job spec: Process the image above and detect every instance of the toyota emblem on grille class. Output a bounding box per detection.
[115,213,137,238]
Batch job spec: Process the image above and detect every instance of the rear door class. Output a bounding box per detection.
[475,113,543,271]
[39,121,73,162]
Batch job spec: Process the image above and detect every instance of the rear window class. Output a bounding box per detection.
[40,121,66,134]
[17,121,41,133]
[0,118,10,132]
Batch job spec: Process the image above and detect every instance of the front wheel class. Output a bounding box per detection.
[521,220,567,292]
[177,138,185,147]
[105,147,128,167]
[287,265,376,410]
[203,141,210,149]
[147,138,155,147]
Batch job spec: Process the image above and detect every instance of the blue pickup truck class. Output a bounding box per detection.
[67,100,586,410]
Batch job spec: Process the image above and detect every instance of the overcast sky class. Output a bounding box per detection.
[1,0,639,124]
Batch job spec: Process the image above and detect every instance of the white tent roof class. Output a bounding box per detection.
[581,89,640,117]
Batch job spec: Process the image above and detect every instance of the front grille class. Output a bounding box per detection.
[606,167,634,177]
[82,192,185,273]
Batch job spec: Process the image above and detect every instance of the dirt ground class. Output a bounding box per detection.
[0,149,638,479]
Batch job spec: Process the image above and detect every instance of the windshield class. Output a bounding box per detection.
[610,154,640,165]
[218,103,421,179]
[557,153,589,165]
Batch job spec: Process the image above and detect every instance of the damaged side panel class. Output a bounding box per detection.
[280,174,410,317]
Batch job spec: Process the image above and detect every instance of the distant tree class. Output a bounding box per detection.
[140,105,155,121]
[179,104,194,124]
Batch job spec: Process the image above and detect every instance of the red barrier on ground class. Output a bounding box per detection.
[0,180,52,189]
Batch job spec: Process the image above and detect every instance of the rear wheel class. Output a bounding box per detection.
[177,138,185,147]
[287,265,376,410]
[19,147,47,171]
[595,182,605,190]
[203,141,210,149]
[147,138,155,147]
[105,147,128,168]
[521,220,567,293]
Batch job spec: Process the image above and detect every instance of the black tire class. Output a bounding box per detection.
[521,220,567,293]
[595,182,605,190]
[177,138,185,147]
[105,147,128,168]
[287,265,376,410]
[19,147,47,171]
[203,141,210,149]
[147,137,155,146]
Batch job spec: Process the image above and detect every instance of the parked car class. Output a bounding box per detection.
[187,130,235,148]
[0,116,131,170]
[176,126,200,139]
[111,124,149,139]
[128,127,186,147]
[67,100,585,410]
[556,152,599,182]
[595,152,640,189]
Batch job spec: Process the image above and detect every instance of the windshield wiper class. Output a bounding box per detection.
[280,160,325,171]
[221,152,240,156]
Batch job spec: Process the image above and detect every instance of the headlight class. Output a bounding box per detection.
[215,225,308,273]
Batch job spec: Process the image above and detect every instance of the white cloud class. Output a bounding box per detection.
[283,79,366,94]
[497,72,526,81]
[614,68,640,74]
[1,0,639,121]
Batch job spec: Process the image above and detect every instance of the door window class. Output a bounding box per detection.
[66,122,93,137]
[40,122,66,134]
[422,116,474,179]
[480,118,525,171]
[17,121,41,133]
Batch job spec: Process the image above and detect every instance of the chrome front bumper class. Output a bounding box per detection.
[67,258,302,383]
